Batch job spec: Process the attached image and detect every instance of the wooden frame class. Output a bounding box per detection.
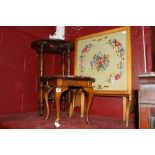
[74,27,132,95]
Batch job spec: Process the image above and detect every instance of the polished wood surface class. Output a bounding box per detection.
[69,89,85,118]
[41,75,95,127]
[31,39,74,54]
[139,72,155,128]
[31,39,74,115]
[31,39,95,127]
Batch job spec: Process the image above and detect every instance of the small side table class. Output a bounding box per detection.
[41,75,95,127]
[31,39,74,115]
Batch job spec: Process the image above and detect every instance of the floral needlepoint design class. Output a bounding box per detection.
[90,52,110,72]
[106,38,125,84]
[107,38,125,55]
[114,73,121,80]
[79,43,93,73]
[76,27,130,92]
[82,43,93,54]
[97,84,103,89]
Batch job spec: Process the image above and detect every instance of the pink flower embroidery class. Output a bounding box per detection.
[114,40,121,47]
[115,73,120,80]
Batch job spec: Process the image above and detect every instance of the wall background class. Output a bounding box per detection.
[0,26,152,121]
[0,26,55,114]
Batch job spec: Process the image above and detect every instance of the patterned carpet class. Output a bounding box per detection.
[0,110,136,129]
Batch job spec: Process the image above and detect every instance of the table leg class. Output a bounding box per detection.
[123,97,127,122]
[69,92,75,117]
[54,87,68,128]
[126,94,132,127]
[39,81,44,116]
[83,87,93,124]
[44,88,52,120]
[39,48,44,116]
[80,92,85,118]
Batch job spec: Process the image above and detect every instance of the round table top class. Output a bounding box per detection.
[31,39,74,54]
